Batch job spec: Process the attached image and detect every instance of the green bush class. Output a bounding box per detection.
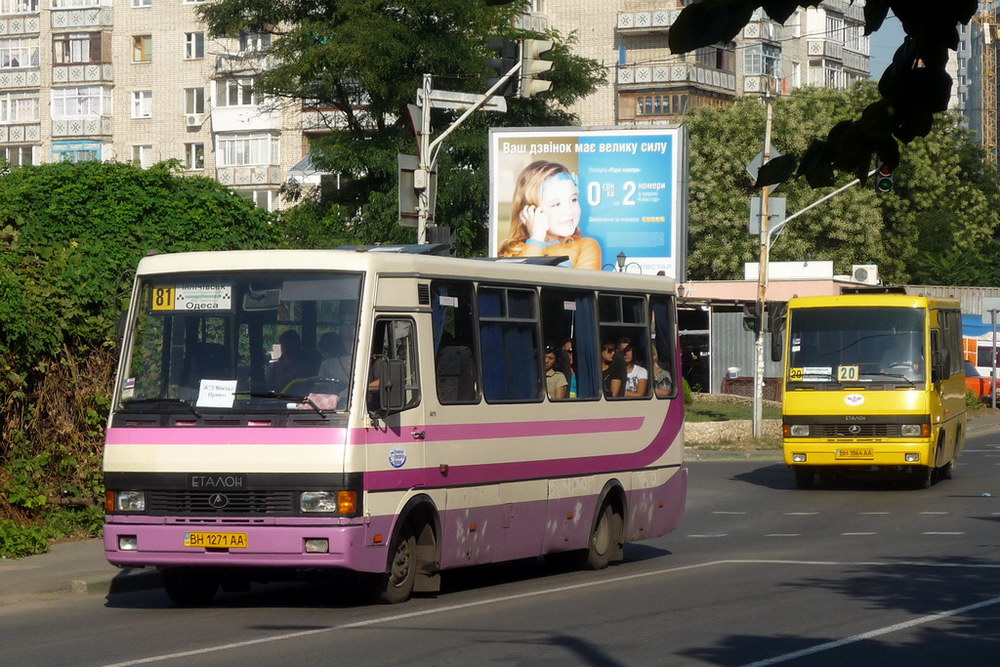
[682,377,693,405]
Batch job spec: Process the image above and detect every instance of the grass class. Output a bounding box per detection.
[685,398,782,422]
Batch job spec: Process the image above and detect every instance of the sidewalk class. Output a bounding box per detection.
[3,409,1000,608]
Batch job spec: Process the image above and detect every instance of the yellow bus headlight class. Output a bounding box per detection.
[900,424,924,437]
[787,424,809,437]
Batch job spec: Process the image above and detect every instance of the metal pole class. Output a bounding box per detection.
[768,169,876,241]
[753,97,773,441]
[416,73,433,245]
[992,310,997,409]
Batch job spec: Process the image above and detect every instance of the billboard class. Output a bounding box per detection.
[489,127,688,280]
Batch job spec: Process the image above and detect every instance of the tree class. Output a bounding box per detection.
[197,0,605,255]
[0,161,278,530]
[684,82,1000,284]
[669,0,979,189]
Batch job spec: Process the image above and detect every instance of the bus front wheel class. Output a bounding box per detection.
[793,467,814,490]
[367,523,417,604]
[160,567,219,606]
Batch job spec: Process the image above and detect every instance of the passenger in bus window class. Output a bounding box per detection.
[318,330,353,381]
[560,338,576,398]
[620,338,649,397]
[652,346,673,397]
[601,339,625,397]
[497,161,602,270]
[544,346,568,400]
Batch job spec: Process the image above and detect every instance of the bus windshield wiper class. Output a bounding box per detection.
[121,397,202,418]
[247,392,328,417]
[859,371,916,388]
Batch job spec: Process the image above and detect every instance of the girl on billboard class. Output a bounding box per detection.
[498,160,602,270]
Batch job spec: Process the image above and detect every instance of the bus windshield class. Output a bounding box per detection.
[788,306,925,385]
[119,271,362,413]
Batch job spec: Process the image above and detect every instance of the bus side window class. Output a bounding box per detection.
[478,286,541,402]
[540,289,600,400]
[432,281,480,404]
[599,293,652,399]
[650,295,677,398]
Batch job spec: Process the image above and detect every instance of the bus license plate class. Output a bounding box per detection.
[835,448,874,459]
[184,532,248,548]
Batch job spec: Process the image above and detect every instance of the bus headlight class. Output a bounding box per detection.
[900,424,923,437]
[300,492,338,513]
[789,425,810,437]
[300,491,357,514]
[115,491,146,512]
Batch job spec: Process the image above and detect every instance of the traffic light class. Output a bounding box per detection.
[487,38,519,97]
[742,302,761,333]
[519,38,554,98]
[875,160,893,193]
[768,302,787,362]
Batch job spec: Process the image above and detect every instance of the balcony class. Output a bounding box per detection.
[808,39,843,61]
[302,109,349,132]
[0,121,40,143]
[211,105,281,133]
[216,165,282,187]
[0,13,40,35]
[843,50,868,73]
[512,12,547,34]
[51,115,111,137]
[617,62,736,93]
[743,20,781,43]
[0,66,41,88]
[52,63,112,84]
[617,10,677,34]
[50,7,112,30]
[214,52,274,76]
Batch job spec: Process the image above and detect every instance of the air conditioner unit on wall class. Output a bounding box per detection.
[186,113,204,128]
[851,264,879,285]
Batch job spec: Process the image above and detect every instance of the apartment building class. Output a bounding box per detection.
[0,0,306,210]
[543,0,870,126]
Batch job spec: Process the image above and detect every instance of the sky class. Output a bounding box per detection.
[868,13,906,80]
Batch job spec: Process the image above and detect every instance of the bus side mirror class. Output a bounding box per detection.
[368,355,406,416]
[931,350,944,384]
[768,302,787,363]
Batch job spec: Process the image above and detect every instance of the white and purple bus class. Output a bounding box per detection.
[103,247,687,605]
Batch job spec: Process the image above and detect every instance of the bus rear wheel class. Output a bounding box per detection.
[585,502,620,570]
[160,567,219,607]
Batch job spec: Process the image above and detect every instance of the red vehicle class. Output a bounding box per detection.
[965,360,997,402]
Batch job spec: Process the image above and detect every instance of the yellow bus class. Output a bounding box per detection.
[778,292,966,489]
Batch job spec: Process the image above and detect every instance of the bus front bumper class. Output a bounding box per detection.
[104,517,393,573]
[782,440,933,467]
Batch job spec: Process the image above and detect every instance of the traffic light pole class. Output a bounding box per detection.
[753,98,773,441]
[415,64,522,244]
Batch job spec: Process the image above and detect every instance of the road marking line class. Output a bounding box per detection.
[841,532,877,536]
[785,512,819,516]
[741,595,1000,666]
[103,559,1000,667]
[686,534,729,538]
[923,532,964,535]
[920,511,949,515]
[859,512,889,515]
[713,511,747,515]
[765,534,800,537]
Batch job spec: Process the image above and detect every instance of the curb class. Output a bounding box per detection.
[685,447,783,462]
[72,569,162,597]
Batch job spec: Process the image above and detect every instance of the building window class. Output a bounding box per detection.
[1,145,35,166]
[53,32,104,65]
[236,189,278,211]
[217,132,278,166]
[216,78,256,107]
[635,93,688,117]
[0,0,38,13]
[51,86,111,118]
[185,32,204,59]
[744,43,781,77]
[131,0,151,6]
[0,38,40,69]
[51,140,102,163]
[0,93,39,123]
[132,35,152,62]
[131,90,152,118]
[184,87,205,114]
[238,32,271,53]
[184,142,204,170]
[50,0,99,7]
[826,12,844,43]
[824,60,844,89]
[132,144,153,168]
[695,42,735,73]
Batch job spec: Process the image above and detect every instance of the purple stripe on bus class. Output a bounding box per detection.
[364,398,684,489]
[360,416,644,445]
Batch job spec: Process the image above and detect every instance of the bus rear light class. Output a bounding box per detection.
[337,491,356,515]
[305,538,329,553]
